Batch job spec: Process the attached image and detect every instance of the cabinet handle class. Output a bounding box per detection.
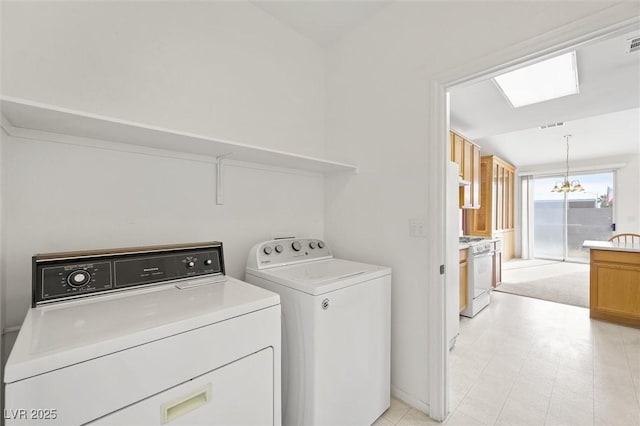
[162,384,211,424]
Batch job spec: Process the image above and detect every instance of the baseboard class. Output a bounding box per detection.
[391,385,430,415]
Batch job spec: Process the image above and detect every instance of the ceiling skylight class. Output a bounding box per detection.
[493,52,580,108]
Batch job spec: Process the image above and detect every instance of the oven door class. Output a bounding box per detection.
[471,252,492,299]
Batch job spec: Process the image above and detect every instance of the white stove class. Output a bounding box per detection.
[460,237,493,318]
[4,242,281,425]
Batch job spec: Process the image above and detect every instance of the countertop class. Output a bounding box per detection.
[459,237,501,250]
[582,240,640,253]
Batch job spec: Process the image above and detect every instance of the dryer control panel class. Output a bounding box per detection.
[250,238,332,269]
[33,242,225,306]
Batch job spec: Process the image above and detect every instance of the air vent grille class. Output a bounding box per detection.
[627,37,640,53]
[539,122,564,130]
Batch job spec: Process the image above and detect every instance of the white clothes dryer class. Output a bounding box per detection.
[5,242,281,426]
[245,238,391,426]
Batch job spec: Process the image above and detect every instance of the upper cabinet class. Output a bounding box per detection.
[465,155,516,261]
[450,131,480,209]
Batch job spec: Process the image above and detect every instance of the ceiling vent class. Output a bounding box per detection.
[626,36,640,53]
[539,122,564,130]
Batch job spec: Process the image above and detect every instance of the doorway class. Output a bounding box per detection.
[433,12,639,423]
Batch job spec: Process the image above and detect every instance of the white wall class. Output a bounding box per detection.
[2,134,324,328]
[0,127,4,407]
[616,155,640,234]
[323,0,630,412]
[1,1,325,158]
[0,2,327,329]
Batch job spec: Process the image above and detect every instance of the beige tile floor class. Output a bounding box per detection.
[376,291,640,425]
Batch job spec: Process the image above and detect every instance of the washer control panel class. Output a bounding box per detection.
[256,238,331,267]
[33,242,225,306]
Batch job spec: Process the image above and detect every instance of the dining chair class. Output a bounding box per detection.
[608,233,640,246]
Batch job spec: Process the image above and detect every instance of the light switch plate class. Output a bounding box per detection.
[409,218,427,238]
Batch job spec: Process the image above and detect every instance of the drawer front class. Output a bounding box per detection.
[91,348,273,425]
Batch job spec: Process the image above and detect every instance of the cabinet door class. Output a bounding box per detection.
[508,170,515,229]
[495,165,503,231]
[459,249,468,312]
[463,139,473,182]
[452,133,463,176]
[459,261,468,312]
[91,348,274,426]
[472,144,481,208]
[590,250,640,327]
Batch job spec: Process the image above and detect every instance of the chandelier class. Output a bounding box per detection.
[551,135,584,193]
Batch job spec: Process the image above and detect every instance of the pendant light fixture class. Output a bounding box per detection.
[551,135,584,193]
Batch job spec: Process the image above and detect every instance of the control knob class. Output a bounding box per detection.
[186,261,195,268]
[263,246,273,255]
[275,245,283,253]
[292,241,302,252]
[204,259,213,266]
[318,241,325,249]
[309,241,317,249]
[67,270,91,287]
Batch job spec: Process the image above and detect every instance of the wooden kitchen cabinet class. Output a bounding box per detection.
[589,248,640,328]
[471,144,481,208]
[464,155,516,262]
[451,133,464,177]
[459,248,468,312]
[450,131,481,209]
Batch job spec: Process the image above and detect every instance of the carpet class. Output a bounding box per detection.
[495,261,589,308]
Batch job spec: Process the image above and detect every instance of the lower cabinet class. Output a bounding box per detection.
[459,248,468,312]
[589,249,640,328]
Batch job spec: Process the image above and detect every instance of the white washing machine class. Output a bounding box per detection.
[245,238,391,426]
[4,242,281,425]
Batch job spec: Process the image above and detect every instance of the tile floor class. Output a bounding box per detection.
[376,291,640,425]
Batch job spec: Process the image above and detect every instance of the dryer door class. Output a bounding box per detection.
[90,348,274,425]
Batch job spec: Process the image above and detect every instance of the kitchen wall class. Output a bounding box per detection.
[0,2,326,329]
[323,0,631,412]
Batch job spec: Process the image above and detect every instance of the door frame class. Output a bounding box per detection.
[427,6,639,421]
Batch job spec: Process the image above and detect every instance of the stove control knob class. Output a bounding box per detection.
[204,259,213,266]
[309,241,317,249]
[67,270,91,287]
[275,245,283,253]
[292,241,302,252]
[263,246,273,255]
[186,261,195,268]
[318,241,325,249]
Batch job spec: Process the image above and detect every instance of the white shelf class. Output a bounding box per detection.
[0,96,357,174]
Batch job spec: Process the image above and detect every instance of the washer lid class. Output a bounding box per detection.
[4,276,279,383]
[247,258,391,295]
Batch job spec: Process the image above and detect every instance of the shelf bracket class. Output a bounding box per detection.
[216,153,232,205]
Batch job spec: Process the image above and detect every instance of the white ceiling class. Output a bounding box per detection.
[476,107,640,168]
[450,30,640,142]
[250,0,392,45]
